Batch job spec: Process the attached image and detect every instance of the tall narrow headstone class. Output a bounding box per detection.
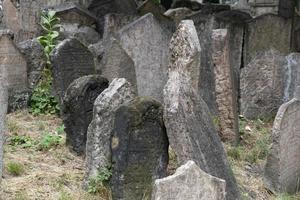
[264,86,300,194]
[62,75,108,155]
[50,38,96,104]
[111,97,169,200]
[212,29,239,143]
[84,78,136,186]
[152,161,226,200]
[117,13,173,102]
[164,20,241,200]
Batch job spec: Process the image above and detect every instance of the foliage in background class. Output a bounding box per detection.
[30,10,61,115]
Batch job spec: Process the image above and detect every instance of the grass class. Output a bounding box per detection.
[6,162,25,176]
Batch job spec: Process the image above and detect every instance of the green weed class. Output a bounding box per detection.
[6,162,25,176]
[87,167,112,194]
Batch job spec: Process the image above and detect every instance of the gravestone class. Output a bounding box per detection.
[0,30,29,112]
[117,13,173,102]
[85,78,136,186]
[111,97,169,200]
[2,0,21,42]
[50,38,96,104]
[212,29,239,143]
[170,20,201,91]
[244,14,292,66]
[264,86,300,194]
[17,38,47,89]
[0,71,8,182]
[164,8,195,25]
[164,22,240,199]
[152,161,226,200]
[99,38,137,91]
[240,49,285,119]
[62,75,108,155]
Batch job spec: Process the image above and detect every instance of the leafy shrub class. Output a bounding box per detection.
[37,133,63,151]
[6,162,25,176]
[7,135,35,149]
[88,167,112,194]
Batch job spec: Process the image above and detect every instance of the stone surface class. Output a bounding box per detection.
[164,8,195,25]
[244,14,292,66]
[164,28,240,198]
[137,0,169,22]
[84,78,136,186]
[99,38,137,91]
[264,86,300,194]
[62,75,108,155]
[17,38,47,89]
[117,13,173,102]
[152,160,226,200]
[50,38,96,104]
[2,0,21,42]
[240,49,285,119]
[111,97,169,200]
[212,29,239,143]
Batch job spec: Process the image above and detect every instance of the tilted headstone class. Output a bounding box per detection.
[264,86,300,194]
[164,20,240,199]
[117,13,173,102]
[0,30,29,112]
[62,75,108,155]
[17,38,47,89]
[152,160,226,200]
[84,78,136,186]
[240,49,285,119]
[244,14,292,66]
[111,97,169,200]
[50,38,96,104]
[212,29,239,143]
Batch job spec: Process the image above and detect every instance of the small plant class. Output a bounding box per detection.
[7,135,35,149]
[37,133,63,151]
[88,166,112,194]
[56,124,65,135]
[6,162,25,176]
[58,191,72,200]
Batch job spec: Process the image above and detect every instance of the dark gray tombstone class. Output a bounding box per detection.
[50,38,96,104]
[62,75,108,155]
[111,97,169,200]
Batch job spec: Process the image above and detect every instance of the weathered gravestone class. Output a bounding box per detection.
[212,29,239,143]
[99,38,137,91]
[164,19,241,199]
[111,97,169,200]
[244,14,292,66]
[240,49,285,119]
[62,75,108,155]
[17,38,47,89]
[85,78,136,186]
[50,38,95,104]
[152,160,226,200]
[283,53,300,103]
[0,30,29,112]
[0,71,8,182]
[264,86,300,194]
[117,13,173,102]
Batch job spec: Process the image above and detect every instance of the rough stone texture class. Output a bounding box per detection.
[17,38,47,89]
[264,86,300,194]
[62,75,108,155]
[240,49,285,119]
[169,20,201,91]
[117,13,173,102]
[99,38,137,91]
[212,29,239,144]
[111,97,169,200]
[84,78,136,186]
[244,14,292,66]
[152,160,226,200]
[283,53,300,103]
[164,8,195,25]
[137,0,169,22]
[50,38,95,104]
[2,0,21,42]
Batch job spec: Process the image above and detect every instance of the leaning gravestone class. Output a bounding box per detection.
[212,29,239,144]
[50,38,96,104]
[244,14,292,66]
[152,160,226,200]
[164,19,241,200]
[84,78,136,186]
[264,86,300,194]
[117,13,173,102]
[62,75,108,155]
[240,49,285,119]
[111,97,169,200]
